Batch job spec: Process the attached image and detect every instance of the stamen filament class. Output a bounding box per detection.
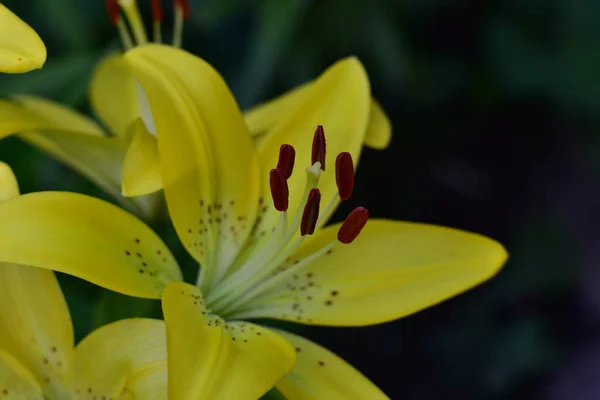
[118,0,148,45]
[172,4,184,48]
[153,20,162,43]
[116,18,135,50]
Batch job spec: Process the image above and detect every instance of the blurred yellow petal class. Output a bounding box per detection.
[365,99,392,149]
[122,119,162,197]
[232,220,508,326]
[0,191,182,299]
[244,81,390,150]
[162,282,295,400]
[0,264,73,399]
[251,57,370,249]
[90,53,139,136]
[0,349,44,400]
[0,162,19,201]
[124,45,261,282]
[73,318,167,399]
[273,329,388,400]
[0,4,46,73]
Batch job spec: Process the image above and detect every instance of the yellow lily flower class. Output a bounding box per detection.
[0,42,507,398]
[0,4,46,73]
[0,162,295,400]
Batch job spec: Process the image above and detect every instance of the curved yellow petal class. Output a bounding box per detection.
[162,282,295,400]
[122,119,162,197]
[250,57,370,250]
[0,162,19,201]
[365,99,392,149]
[0,349,44,399]
[272,329,389,400]
[124,45,261,283]
[0,191,182,299]
[73,318,166,399]
[232,220,508,326]
[90,53,139,136]
[0,264,73,399]
[0,4,45,73]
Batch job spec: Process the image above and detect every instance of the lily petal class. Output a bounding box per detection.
[251,57,370,248]
[0,191,182,298]
[272,329,389,400]
[0,162,18,201]
[90,53,139,136]
[122,119,162,197]
[124,45,261,281]
[244,81,391,150]
[162,282,295,400]
[0,349,44,399]
[0,4,46,73]
[231,220,508,326]
[0,264,73,399]
[73,318,167,399]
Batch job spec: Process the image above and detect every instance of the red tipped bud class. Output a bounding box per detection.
[300,189,321,236]
[338,207,369,244]
[105,0,120,25]
[277,144,296,179]
[335,152,354,200]
[311,125,326,170]
[151,0,164,22]
[270,168,289,212]
[174,0,191,19]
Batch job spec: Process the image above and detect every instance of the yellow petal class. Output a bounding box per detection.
[364,99,392,149]
[0,349,44,400]
[272,329,389,400]
[231,220,508,326]
[0,191,182,299]
[0,264,73,398]
[90,53,139,136]
[73,318,167,399]
[244,82,390,150]
[162,282,295,400]
[122,119,162,197]
[251,57,370,249]
[0,4,46,73]
[0,162,19,201]
[124,45,261,282]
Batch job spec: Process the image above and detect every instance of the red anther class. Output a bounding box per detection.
[311,125,326,171]
[105,0,120,25]
[338,207,369,244]
[301,189,321,236]
[335,152,354,200]
[151,0,164,22]
[277,144,296,179]
[270,168,289,212]
[174,0,191,19]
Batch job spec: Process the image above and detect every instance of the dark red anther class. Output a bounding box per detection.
[174,0,191,19]
[270,168,289,212]
[335,152,354,200]
[151,0,164,22]
[300,189,321,236]
[277,144,296,179]
[105,0,120,25]
[338,207,369,244]
[311,125,326,171]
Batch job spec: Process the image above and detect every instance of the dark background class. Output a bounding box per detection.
[2,0,600,398]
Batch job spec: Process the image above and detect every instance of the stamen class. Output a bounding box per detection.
[311,125,326,171]
[301,189,321,236]
[172,0,190,47]
[105,0,120,25]
[151,0,164,43]
[277,144,296,179]
[174,0,191,19]
[269,168,289,212]
[338,207,369,244]
[335,152,354,200]
[118,0,149,45]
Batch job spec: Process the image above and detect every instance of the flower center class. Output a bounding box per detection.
[105,0,190,49]
[205,126,369,317]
